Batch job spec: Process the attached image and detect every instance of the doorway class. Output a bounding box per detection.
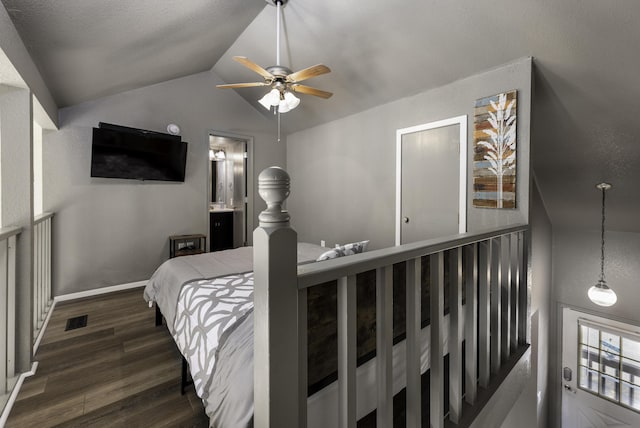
[208,132,252,250]
[561,307,640,427]
[395,116,467,245]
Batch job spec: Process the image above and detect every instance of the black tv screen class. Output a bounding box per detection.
[90,125,187,182]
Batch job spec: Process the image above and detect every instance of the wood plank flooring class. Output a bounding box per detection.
[6,288,208,427]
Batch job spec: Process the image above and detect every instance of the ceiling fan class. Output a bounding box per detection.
[216,0,332,113]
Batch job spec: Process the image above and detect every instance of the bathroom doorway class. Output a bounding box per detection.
[208,132,252,250]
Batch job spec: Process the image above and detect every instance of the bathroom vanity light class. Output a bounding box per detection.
[209,149,226,161]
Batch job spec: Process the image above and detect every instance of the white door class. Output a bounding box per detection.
[562,307,640,427]
[395,116,467,245]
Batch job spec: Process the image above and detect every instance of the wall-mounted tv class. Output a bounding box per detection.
[90,122,188,182]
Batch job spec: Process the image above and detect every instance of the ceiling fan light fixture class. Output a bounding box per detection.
[284,91,300,109]
[259,88,281,110]
[277,91,300,113]
[278,101,291,113]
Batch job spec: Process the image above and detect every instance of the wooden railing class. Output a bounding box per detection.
[253,167,528,428]
[33,212,53,344]
[0,225,21,396]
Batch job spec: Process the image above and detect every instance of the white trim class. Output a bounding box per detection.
[578,317,640,343]
[54,280,147,303]
[32,301,56,356]
[0,361,38,427]
[395,115,468,246]
[207,130,254,246]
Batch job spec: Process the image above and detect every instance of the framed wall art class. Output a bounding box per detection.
[473,90,517,208]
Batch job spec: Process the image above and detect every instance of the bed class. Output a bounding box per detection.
[144,167,529,428]
[144,241,450,427]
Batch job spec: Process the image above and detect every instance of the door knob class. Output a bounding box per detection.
[402,217,410,223]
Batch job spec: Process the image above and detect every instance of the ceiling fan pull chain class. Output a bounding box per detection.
[277,110,281,142]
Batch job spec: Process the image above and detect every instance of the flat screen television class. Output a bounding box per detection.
[90,123,188,182]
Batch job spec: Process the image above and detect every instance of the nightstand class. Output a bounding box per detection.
[169,234,206,258]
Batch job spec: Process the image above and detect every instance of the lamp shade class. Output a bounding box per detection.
[259,88,281,110]
[277,91,300,113]
[588,280,617,307]
[284,91,300,109]
[278,100,291,113]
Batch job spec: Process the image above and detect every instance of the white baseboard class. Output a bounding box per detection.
[54,280,148,303]
[32,280,147,355]
[0,361,38,428]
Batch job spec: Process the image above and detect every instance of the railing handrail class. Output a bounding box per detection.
[33,212,54,225]
[0,226,23,243]
[297,223,528,289]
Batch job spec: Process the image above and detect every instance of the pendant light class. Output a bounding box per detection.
[587,182,617,307]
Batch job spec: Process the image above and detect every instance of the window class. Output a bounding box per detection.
[579,320,640,412]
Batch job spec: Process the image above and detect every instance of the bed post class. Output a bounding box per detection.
[253,166,299,428]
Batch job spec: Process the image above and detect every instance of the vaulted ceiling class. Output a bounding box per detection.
[2,0,639,233]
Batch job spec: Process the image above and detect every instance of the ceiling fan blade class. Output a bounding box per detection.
[216,82,268,89]
[233,56,274,79]
[287,64,331,83]
[291,84,333,99]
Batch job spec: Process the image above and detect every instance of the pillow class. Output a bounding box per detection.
[339,240,369,255]
[316,240,369,261]
[316,248,345,261]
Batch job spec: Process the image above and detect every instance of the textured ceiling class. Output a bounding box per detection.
[2,0,639,233]
[1,0,265,106]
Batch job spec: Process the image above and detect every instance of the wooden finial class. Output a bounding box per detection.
[258,166,291,226]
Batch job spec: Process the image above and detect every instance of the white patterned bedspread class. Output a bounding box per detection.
[148,243,442,427]
[144,243,328,427]
[173,272,254,401]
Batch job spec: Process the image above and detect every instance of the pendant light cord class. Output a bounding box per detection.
[600,185,606,283]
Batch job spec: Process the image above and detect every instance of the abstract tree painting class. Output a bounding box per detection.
[473,90,517,208]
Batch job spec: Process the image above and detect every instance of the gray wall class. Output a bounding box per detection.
[286,58,532,249]
[0,87,34,371]
[44,70,283,295]
[548,227,640,425]
[501,177,552,427]
[553,229,640,321]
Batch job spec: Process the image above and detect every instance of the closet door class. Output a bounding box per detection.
[396,117,467,245]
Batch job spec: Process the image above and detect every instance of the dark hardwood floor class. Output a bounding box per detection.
[6,288,208,427]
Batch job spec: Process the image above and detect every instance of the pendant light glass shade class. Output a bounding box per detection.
[588,280,617,307]
[588,182,617,307]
